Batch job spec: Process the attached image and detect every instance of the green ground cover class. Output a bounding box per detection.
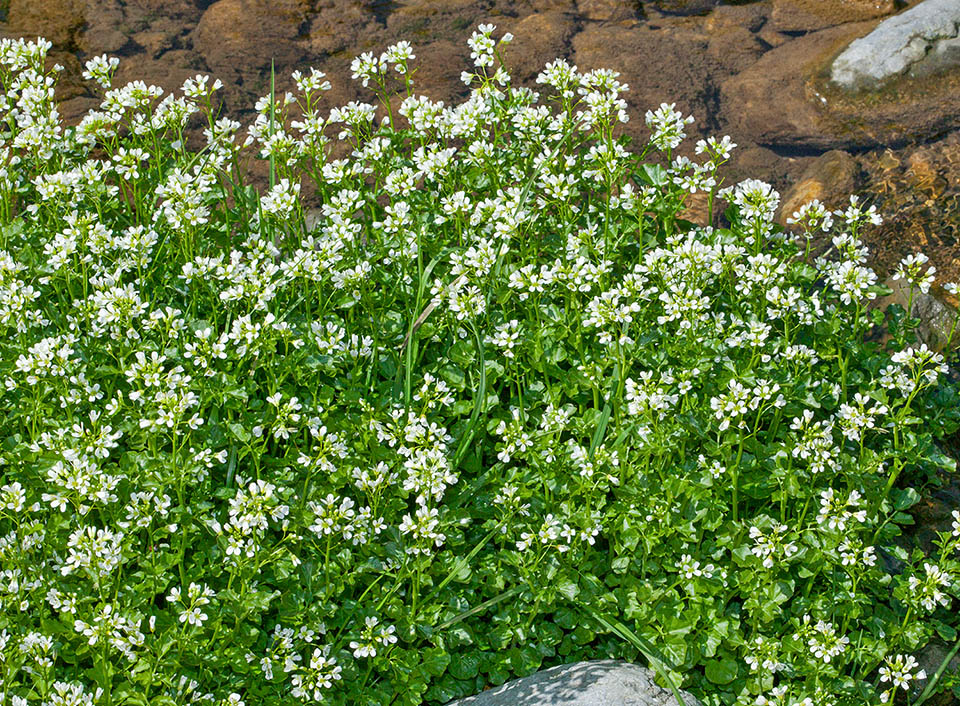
[1,27,960,706]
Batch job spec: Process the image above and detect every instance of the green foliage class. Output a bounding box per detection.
[0,27,960,706]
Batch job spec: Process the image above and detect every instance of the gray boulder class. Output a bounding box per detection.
[830,0,960,90]
[444,660,701,706]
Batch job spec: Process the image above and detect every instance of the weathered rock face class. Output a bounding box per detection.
[876,277,960,351]
[192,0,311,107]
[858,133,960,286]
[444,660,701,706]
[771,0,897,33]
[646,0,721,16]
[830,0,960,90]
[778,150,858,227]
[3,0,85,47]
[721,15,960,154]
[719,22,880,151]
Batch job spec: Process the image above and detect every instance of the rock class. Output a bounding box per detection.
[861,131,960,294]
[503,12,579,83]
[755,26,792,47]
[701,2,769,72]
[830,0,960,90]
[913,641,960,706]
[577,0,643,23]
[877,276,960,351]
[706,24,768,73]
[778,149,858,226]
[571,22,718,145]
[2,0,85,47]
[720,22,880,151]
[771,0,896,33]
[132,30,176,58]
[77,0,129,55]
[191,0,309,93]
[647,0,721,16]
[444,660,701,706]
[678,190,711,226]
[726,145,805,188]
[722,16,960,151]
[703,2,768,33]
[304,2,377,57]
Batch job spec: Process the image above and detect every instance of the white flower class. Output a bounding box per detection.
[645,102,694,151]
[879,653,926,703]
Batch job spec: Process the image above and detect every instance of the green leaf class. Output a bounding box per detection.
[586,608,687,706]
[640,164,669,186]
[933,620,957,642]
[449,652,480,680]
[228,422,250,443]
[420,647,451,678]
[557,577,580,601]
[705,657,739,685]
[892,487,921,511]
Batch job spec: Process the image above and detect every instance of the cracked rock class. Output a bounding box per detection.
[830,0,960,90]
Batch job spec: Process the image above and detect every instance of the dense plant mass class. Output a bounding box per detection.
[2,27,960,706]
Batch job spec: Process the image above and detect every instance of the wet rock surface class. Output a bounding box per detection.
[770,0,898,32]
[778,150,858,227]
[862,132,960,302]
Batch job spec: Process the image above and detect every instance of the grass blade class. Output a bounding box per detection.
[586,608,688,706]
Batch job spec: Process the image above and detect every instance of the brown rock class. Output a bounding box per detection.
[706,25,767,73]
[304,2,377,57]
[132,30,175,58]
[77,0,129,54]
[720,21,901,151]
[391,0,476,17]
[771,0,897,33]
[861,131,960,294]
[571,22,716,142]
[703,2,768,33]
[112,51,203,104]
[724,145,812,195]
[528,0,578,10]
[49,51,89,102]
[192,0,309,91]
[678,190,711,226]
[577,0,642,22]
[649,0,721,16]
[3,0,85,47]
[756,26,792,47]
[503,11,578,82]
[778,149,858,226]
[400,39,466,101]
[58,96,100,125]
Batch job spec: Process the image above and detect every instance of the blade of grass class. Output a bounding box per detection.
[420,523,501,609]
[589,363,618,461]
[452,321,486,471]
[436,586,523,631]
[913,635,960,706]
[268,59,276,191]
[586,608,687,706]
